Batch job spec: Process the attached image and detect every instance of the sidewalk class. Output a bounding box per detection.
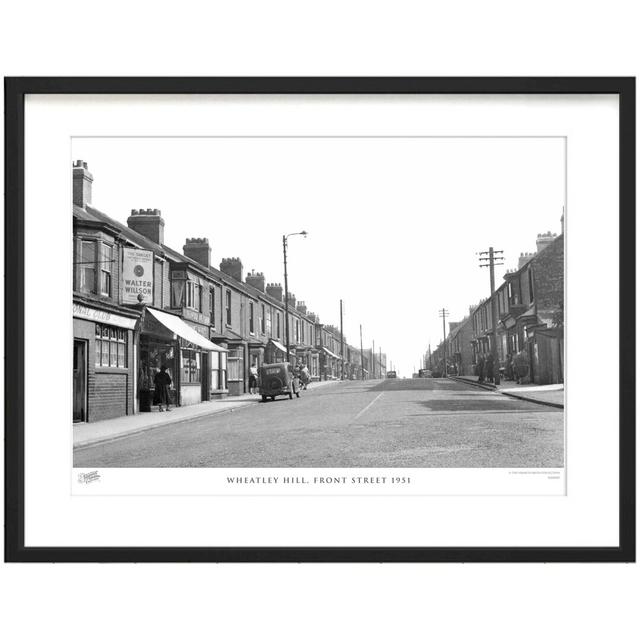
[73,379,342,448]
[452,375,564,409]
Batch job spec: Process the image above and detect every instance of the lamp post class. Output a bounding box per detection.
[283,231,307,365]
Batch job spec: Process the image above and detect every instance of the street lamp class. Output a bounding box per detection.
[283,231,307,365]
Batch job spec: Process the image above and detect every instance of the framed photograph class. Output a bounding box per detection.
[5,77,635,562]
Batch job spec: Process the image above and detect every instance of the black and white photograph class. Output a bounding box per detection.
[6,78,632,561]
[72,135,565,474]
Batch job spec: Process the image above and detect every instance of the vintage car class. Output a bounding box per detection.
[386,370,397,379]
[258,363,301,402]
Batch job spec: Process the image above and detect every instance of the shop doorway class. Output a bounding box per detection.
[73,340,87,422]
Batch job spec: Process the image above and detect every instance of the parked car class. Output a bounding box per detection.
[258,363,301,402]
[386,370,397,379]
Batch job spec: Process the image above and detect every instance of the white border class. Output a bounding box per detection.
[24,94,619,547]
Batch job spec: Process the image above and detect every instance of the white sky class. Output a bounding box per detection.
[73,137,565,376]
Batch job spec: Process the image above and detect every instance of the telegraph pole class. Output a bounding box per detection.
[340,299,344,380]
[478,246,504,385]
[372,340,375,379]
[439,308,449,377]
[359,324,365,380]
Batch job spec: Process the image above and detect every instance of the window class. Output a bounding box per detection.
[249,301,255,334]
[227,348,243,381]
[266,307,272,336]
[528,268,535,303]
[295,319,299,343]
[100,243,112,295]
[95,323,126,368]
[301,321,305,344]
[276,313,281,339]
[79,240,96,293]
[181,348,201,383]
[261,304,266,334]
[225,290,232,326]
[185,281,201,311]
[209,288,216,327]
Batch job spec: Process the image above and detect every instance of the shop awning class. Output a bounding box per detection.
[268,339,294,355]
[322,346,342,360]
[147,308,227,352]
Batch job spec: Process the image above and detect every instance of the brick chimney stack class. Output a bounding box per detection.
[127,208,165,245]
[73,160,93,209]
[220,257,243,282]
[536,231,557,253]
[296,301,307,315]
[246,270,266,292]
[518,252,535,269]
[183,237,211,268]
[266,283,283,302]
[286,292,296,309]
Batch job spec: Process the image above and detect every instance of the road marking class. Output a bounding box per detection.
[353,392,384,421]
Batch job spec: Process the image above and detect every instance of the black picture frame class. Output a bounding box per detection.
[4,77,635,563]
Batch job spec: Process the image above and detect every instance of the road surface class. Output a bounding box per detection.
[74,377,564,468]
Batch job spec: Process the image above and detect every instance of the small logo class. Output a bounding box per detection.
[78,470,101,484]
[134,265,145,277]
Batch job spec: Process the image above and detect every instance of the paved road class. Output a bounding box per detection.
[74,378,564,468]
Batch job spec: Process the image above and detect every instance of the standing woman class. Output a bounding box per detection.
[153,365,173,411]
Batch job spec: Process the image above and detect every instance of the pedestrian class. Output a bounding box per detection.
[153,365,172,412]
[300,364,310,390]
[476,354,485,383]
[485,352,495,384]
[249,362,258,395]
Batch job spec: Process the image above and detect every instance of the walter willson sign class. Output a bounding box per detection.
[121,247,153,304]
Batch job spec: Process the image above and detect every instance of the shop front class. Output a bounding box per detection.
[73,300,139,423]
[264,339,293,365]
[139,307,227,410]
[321,346,342,380]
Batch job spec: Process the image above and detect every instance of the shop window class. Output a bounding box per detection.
[210,351,228,390]
[181,348,201,383]
[95,324,127,368]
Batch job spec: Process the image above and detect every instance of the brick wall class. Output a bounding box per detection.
[91,373,128,420]
[533,235,564,316]
[74,317,135,423]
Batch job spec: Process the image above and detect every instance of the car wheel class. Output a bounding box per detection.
[261,395,267,402]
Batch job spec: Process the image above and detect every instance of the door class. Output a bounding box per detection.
[73,340,87,422]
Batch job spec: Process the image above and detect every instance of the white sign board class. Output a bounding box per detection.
[121,247,154,304]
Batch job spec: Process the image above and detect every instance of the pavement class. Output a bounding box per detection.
[452,376,564,408]
[74,377,564,468]
[73,379,341,448]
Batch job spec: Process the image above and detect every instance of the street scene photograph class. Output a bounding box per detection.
[72,136,565,469]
